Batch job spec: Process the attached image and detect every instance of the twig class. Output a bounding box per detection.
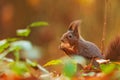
[101,0,108,54]
[37,64,49,74]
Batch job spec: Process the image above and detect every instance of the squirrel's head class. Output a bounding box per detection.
[60,20,81,53]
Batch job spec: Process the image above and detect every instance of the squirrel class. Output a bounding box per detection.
[59,20,120,67]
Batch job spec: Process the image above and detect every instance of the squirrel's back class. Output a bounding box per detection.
[105,36,120,61]
[78,38,104,59]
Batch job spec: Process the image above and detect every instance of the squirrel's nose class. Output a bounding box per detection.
[60,38,64,42]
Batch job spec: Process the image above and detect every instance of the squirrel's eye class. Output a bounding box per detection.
[68,35,72,38]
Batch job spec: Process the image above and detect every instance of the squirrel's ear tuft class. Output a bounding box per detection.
[68,20,81,31]
[68,20,82,38]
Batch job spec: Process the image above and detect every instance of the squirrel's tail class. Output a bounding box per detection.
[105,36,120,61]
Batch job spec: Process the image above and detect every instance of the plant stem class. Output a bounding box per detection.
[14,49,20,62]
[101,0,108,54]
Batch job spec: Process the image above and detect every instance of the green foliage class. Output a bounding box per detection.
[29,21,48,27]
[16,28,31,37]
[0,38,20,53]
[100,63,116,74]
[9,62,28,75]
[63,61,77,78]
[7,38,19,42]
[13,48,20,61]
[0,39,10,53]
[100,62,120,80]
[0,21,48,76]
[44,59,62,67]
[43,57,79,79]
[71,56,87,67]
[16,21,48,37]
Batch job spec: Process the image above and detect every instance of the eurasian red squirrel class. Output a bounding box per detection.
[59,20,120,66]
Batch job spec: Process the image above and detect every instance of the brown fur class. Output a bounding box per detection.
[105,36,120,61]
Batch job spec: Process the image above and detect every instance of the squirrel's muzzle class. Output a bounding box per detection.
[60,38,64,43]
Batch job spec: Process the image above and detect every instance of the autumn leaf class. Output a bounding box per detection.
[44,59,62,67]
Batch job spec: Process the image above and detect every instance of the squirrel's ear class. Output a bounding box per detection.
[68,20,81,38]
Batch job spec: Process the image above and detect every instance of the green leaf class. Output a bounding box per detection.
[9,62,28,75]
[16,28,31,37]
[7,38,19,42]
[100,63,116,74]
[63,61,77,78]
[29,21,48,27]
[0,39,10,53]
[44,59,62,67]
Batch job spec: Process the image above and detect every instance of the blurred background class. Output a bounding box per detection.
[0,0,120,65]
